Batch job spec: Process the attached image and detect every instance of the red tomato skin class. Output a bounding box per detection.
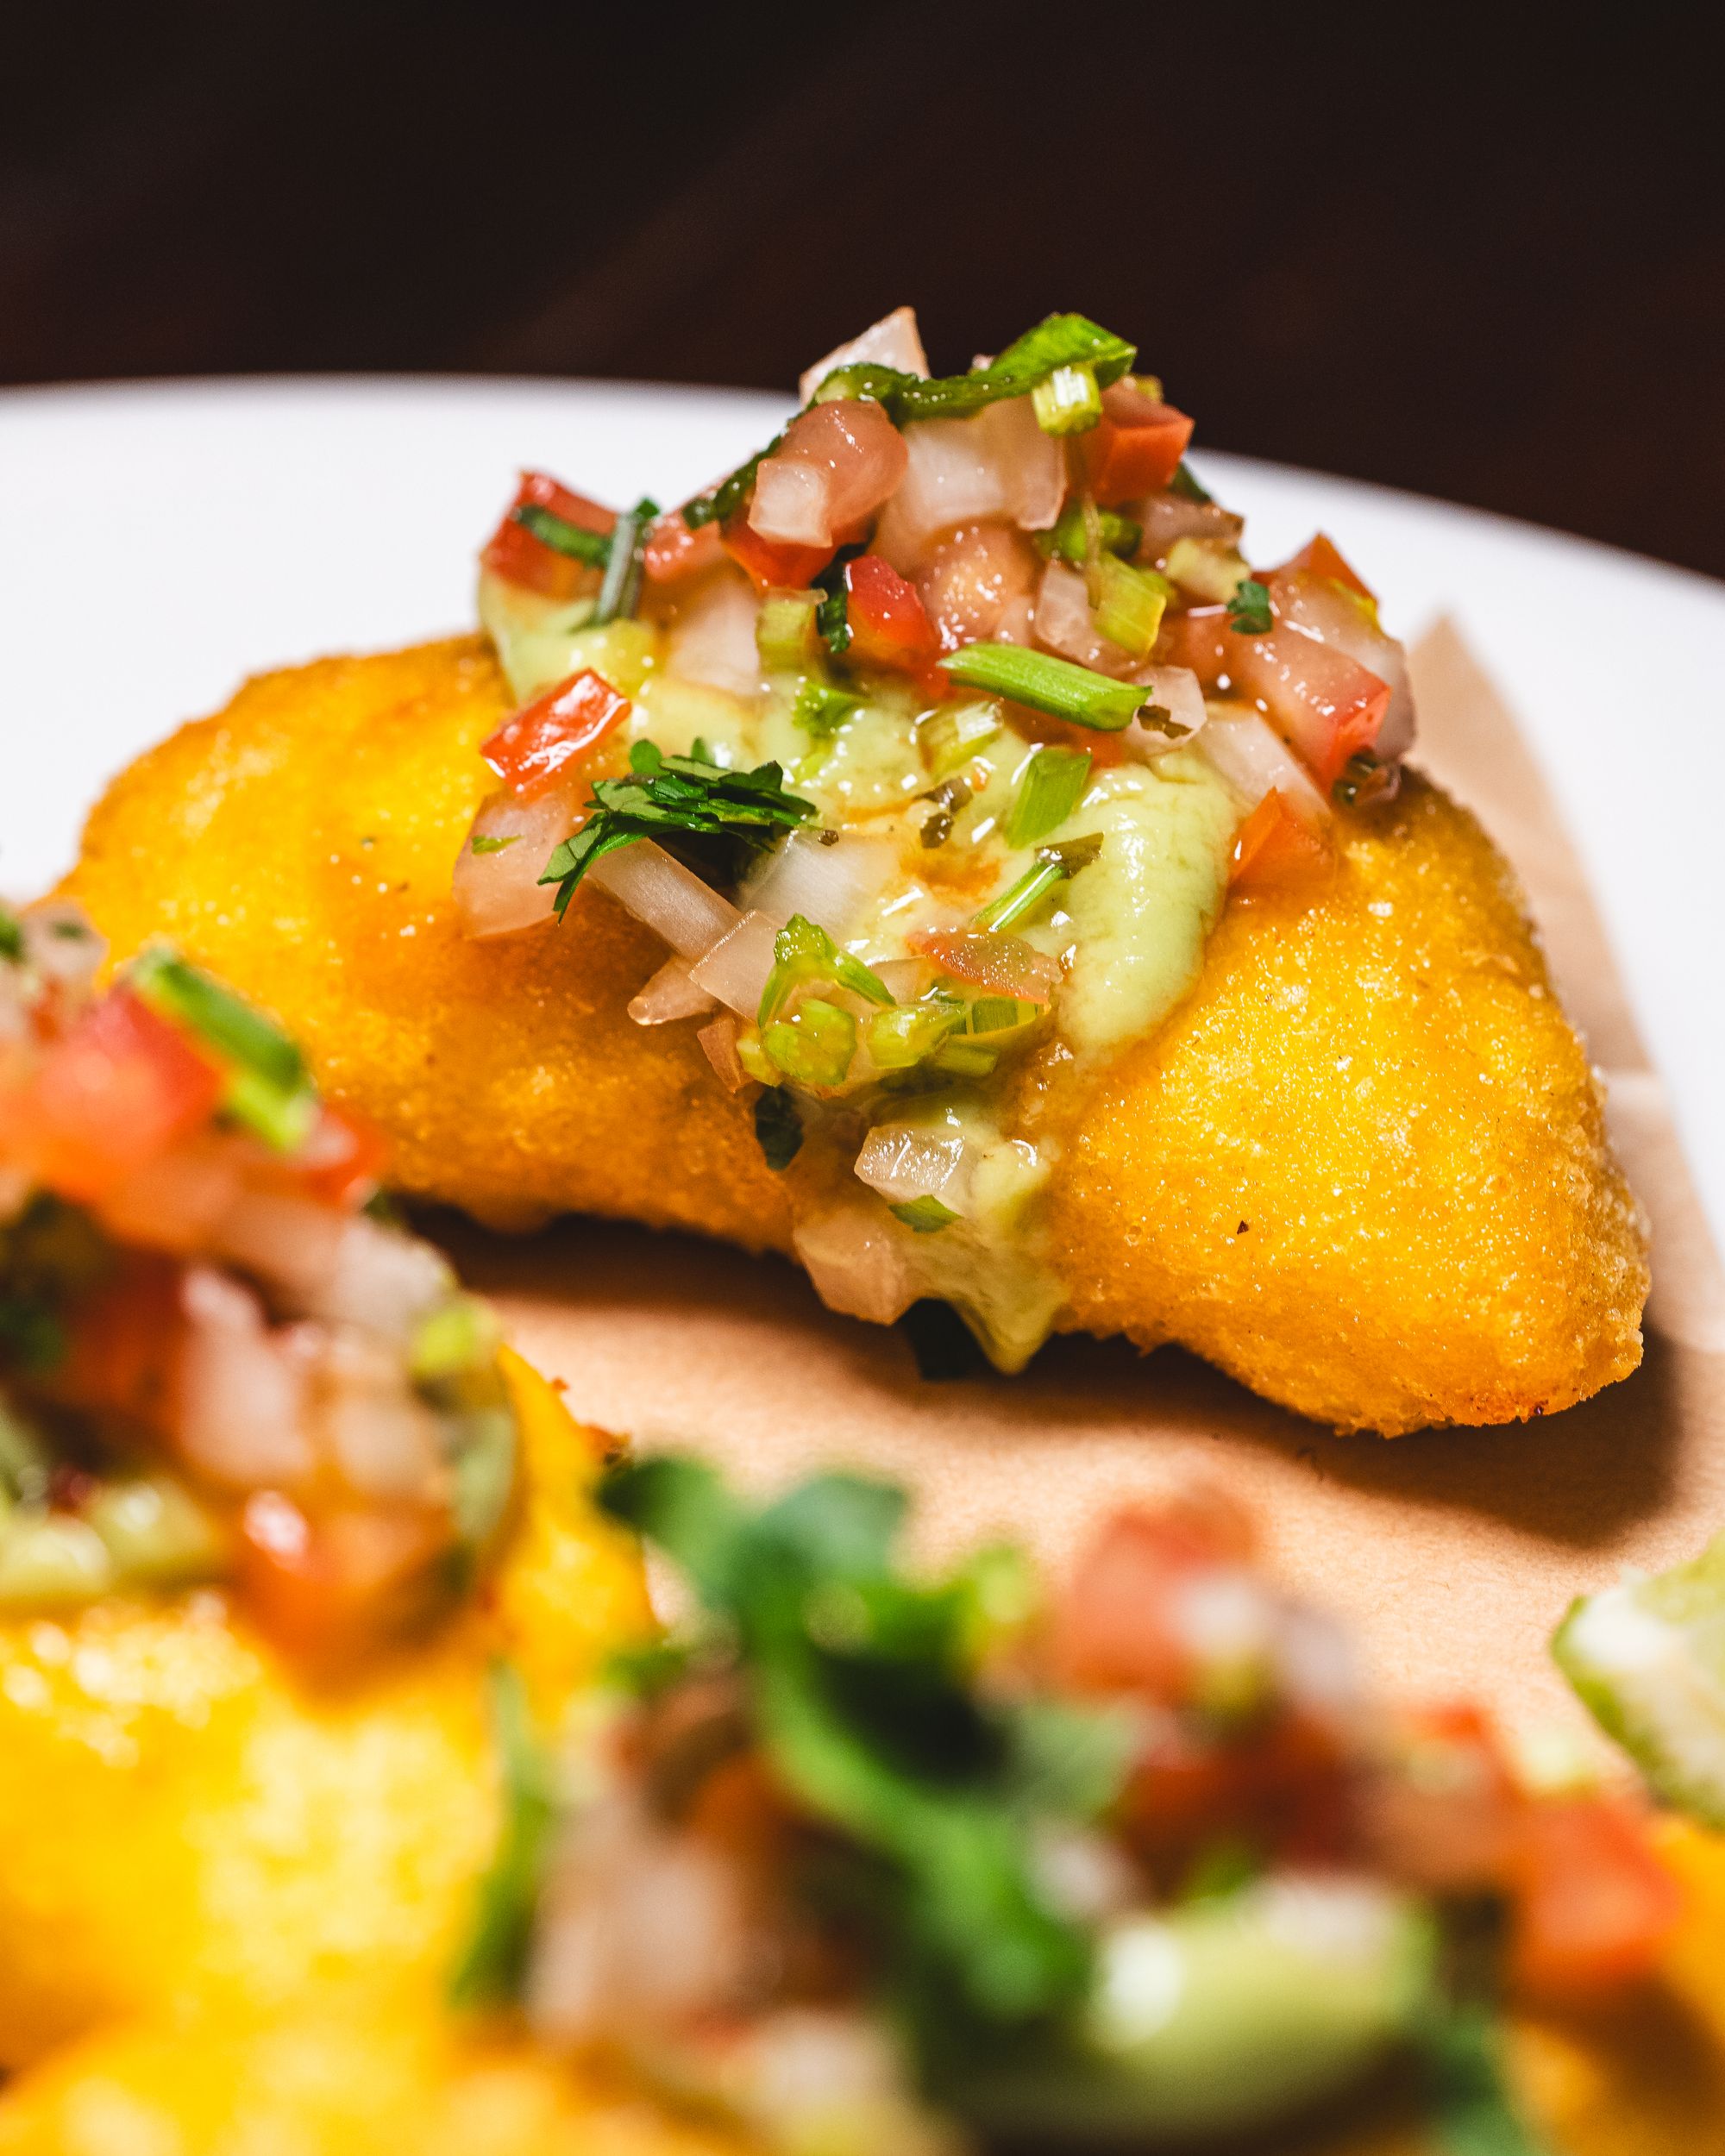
[480,669,632,799]
[1283,531,1377,606]
[237,1490,448,1661]
[1228,788,1334,892]
[1509,1796,1684,2003]
[1079,385,1195,506]
[480,471,616,600]
[844,554,939,673]
[53,1252,186,1429]
[1048,1495,1258,1698]
[721,509,834,592]
[14,989,223,1200]
[643,509,725,586]
[292,1104,391,1209]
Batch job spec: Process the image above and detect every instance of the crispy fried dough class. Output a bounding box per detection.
[0,1352,648,2069]
[66,638,1647,1433]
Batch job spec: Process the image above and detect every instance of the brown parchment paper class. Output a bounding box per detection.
[449,624,1725,1739]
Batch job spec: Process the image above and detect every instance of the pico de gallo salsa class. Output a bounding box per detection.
[457,309,1417,1369]
[0,899,520,1656]
[456,1461,1683,2153]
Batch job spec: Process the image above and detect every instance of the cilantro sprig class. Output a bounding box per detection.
[540,743,818,916]
[598,1456,1124,2028]
[1226,577,1273,636]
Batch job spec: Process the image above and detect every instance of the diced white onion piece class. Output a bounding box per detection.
[22,901,105,993]
[1275,574,1417,760]
[697,1013,749,1092]
[1198,704,1331,826]
[175,1265,316,1489]
[628,955,717,1026]
[214,1188,349,1302]
[977,392,1064,530]
[793,1205,918,1326]
[868,957,930,1003]
[687,907,782,1016]
[1137,491,1245,559]
[1035,559,1113,669]
[854,1125,976,1212]
[749,454,834,547]
[310,1326,445,1503]
[1121,665,1209,758]
[875,417,1013,565]
[306,1216,455,1339]
[453,783,579,938]
[739,830,894,943]
[664,569,766,697]
[798,304,930,404]
[589,842,741,961]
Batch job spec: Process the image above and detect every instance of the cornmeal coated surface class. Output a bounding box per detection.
[0,1351,649,2070]
[67,638,1647,1434]
[7,1823,1725,2156]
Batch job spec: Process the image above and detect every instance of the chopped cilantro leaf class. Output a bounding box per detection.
[1426,2005,1551,2154]
[812,542,866,656]
[1226,577,1273,636]
[892,1196,958,1234]
[753,1085,803,1169]
[448,1661,559,2009]
[540,743,817,915]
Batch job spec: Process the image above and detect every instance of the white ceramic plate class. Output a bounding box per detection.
[3,376,1723,1241]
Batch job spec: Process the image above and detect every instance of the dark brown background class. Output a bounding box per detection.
[5,3,1721,577]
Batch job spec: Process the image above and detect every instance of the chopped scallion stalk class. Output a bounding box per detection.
[1164,536,1250,604]
[920,699,1002,780]
[809,360,920,408]
[975,836,1102,932]
[894,312,1136,425]
[129,945,319,1152]
[1005,747,1091,849]
[931,1038,999,1078]
[1032,362,1102,436]
[753,1086,803,1169]
[967,995,1041,1036]
[511,501,612,568]
[792,679,862,743]
[938,645,1147,733]
[757,590,823,671]
[891,1195,959,1233]
[1168,461,1214,505]
[1093,556,1169,659]
[592,496,658,626]
[762,997,856,1087]
[759,914,894,1026]
[681,437,782,530]
[449,1661,559,2009]
[868,1000,962,1071]
[1035,505,1142,564]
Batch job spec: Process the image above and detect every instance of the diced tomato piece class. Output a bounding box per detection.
[1078,383,1195,506]
[1229,789,1334,892]
[1154,604,1232,684]
[1122,1708,1352,1879]
[1283,531,1377,607]
[721,508,834,592]
[480,669,632,800]
[643,508,725,586]
[1049,1496,1258,1699]
[13,988,223,1201]
[1509,1795,1684,2002]
[480,471,615,601]
[906,928,1061,1000]
[844,554,939,677]
[292,1103,390,1209]
[237,1490,448,1659]
[53,1253,185,1426]
[1227,628,1391,791]
[1368,1702,1523,1893]
[914,523,1041,655]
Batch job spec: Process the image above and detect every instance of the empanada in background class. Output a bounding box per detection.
[66,310,1647,1432]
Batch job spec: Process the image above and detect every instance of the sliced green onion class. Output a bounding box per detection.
[891,1196,958,1234]
[894,313,1136,425]
[1035,505,1142,565]
[809,360,920,408]
[975,836,1102,932]
[1164,536,1251,605]
[753,1086,803,1169]
[411,1295,500,1385]
[931,1038,999,1078]
[759,913,894,1026]
[867,1000,962,1071]
[1005,746,1091,849]
[938,645,1147,733]
[681,440,781,530]
[469,834,519,856]
[762,998,856,1087]
[920,699,1002,780]
[966,995,1041,1036]
[129,946,318,1152]
[757,590,823,671]
[511,502,612,568]
[0,906,22,964]
[1226,577,1274,636]
[1094,556,1169,660]
[592,496,657,626]
[792,679,862,743]
[449,1662,559,2009]
[1032,363,1102,436]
